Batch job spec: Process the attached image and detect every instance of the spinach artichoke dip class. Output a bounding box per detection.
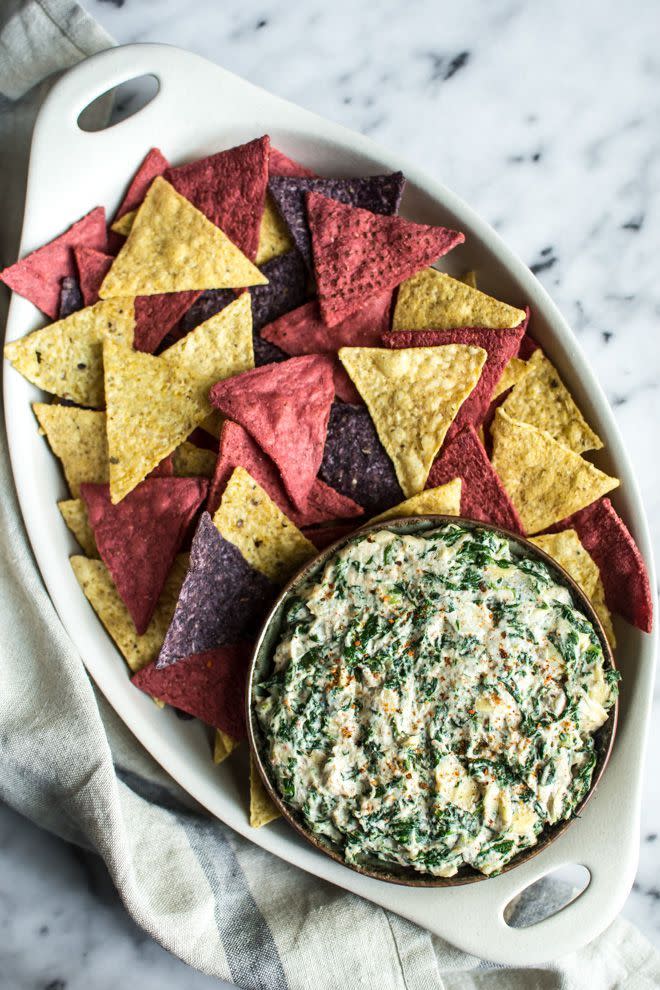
[255,524,617,878]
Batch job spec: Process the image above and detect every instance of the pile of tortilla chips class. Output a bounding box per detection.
[3,136,653,830]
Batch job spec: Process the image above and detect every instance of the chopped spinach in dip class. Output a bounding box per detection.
[255,524,617,878]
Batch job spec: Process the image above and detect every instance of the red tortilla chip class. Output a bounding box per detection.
[517,325,538,360]
[383,322,525,440]
[269,147,316,178]
[427,425,523,533]
[74,246,112,305]
[81,477,208,634]
[547,497,653,632]
[164,136,270,261]
[306,192,464,325]
[75,245,200,353]
[209,355,335,511]
[113,148,169,223]
[1,207,107,319]
[259,293,392,404]
[132,642,251,736]
[208,421,362,527]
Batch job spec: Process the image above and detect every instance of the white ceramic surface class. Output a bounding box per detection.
[3,42,657,967]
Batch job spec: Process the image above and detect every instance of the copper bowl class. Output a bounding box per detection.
[246,515,618,887]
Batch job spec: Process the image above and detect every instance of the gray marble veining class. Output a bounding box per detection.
[2,0,659,985]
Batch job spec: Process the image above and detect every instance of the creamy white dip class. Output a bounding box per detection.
[255,524,617,877]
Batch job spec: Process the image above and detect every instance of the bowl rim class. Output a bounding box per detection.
[246,514,618,888]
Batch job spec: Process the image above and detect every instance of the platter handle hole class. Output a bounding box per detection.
[503,864,591,929]
[77,74,160,133]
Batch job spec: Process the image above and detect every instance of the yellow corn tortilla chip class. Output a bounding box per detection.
[105,294,253,503]
[99,177,267,298]
[111,210,136,237]
[172,441,216,478]
[530,530,615,647]
[71,554,188,671]
[250,754,280,828]
[213,729,240,764]
[491,409,618,534]
[33,403,107,497]
[501,350,603,453]
[255,193,294,266]
[491,356,529,401]
[213,466,316,584]
[372,478,462,522]
[393,268,526,331]
[591,577,616,648]
[339,345,487,498]
[199,410,224,439]
[530,530,600,597]
[5,300,134,407]
[58,499,98,557]
[460,270,478,289]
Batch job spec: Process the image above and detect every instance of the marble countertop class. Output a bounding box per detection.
[2,0,659,986]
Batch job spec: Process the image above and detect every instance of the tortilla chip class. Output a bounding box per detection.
[164,136,270,261]
[208,420,362,527]
[81,477,208,634]
[319,402,403,514]
[214,729,239,763]
[99,177,267,298]
[0,207,107,319]
[133,641,253,735]
[392,268,526,332]
[75,242,200,353]
[58,277,83,319]
[213,467,316,583]
[372,478,462,522]
[591,577,617,648]
[33,403,108,497]
[490,409,618,534]
[518,333,539,360]
[111,211,136,237]
[269,147,316,178]
[105,294,253,502]
[250,251,310,335]
[112,147,169,226]
[71,553,188,671]
[158,512,274,664]
[210,354,335,511]
[339,345,487,497]
[547,497,652,632]
[268,172,405,270]
[530,530,600,597]
[172,441,216,478]
[255,194,295,265]
[74,246,113,305]
[492,356,529,400]
[427,425,523,533]
[307,193,464,326]
[58,498,98,557]
[460,270,478,289]
[260,291,391,355]
[250,754,280,827]
[530,530,616,647]
[5,299,134,407]
[383,323,525,441]
[501,350,603,453]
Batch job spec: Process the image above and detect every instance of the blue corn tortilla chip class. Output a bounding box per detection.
[158,512,275,666]
[254,335,288,367]
[268,173,406,270]
[319,402,403,514]
[58,276,83,319]
[251,251,310,331]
